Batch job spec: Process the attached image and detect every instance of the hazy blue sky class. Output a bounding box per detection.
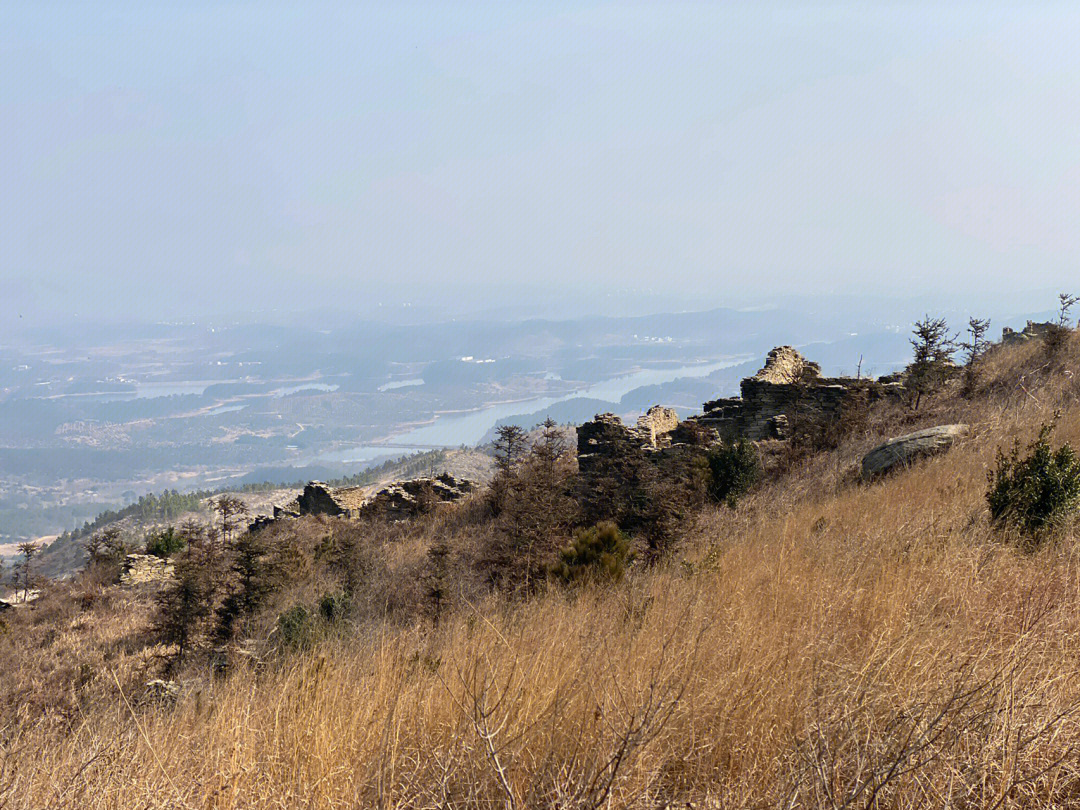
[3,2,1078,321]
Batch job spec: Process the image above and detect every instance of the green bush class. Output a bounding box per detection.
[707,440,760,508]
[551,521,634,585]
[318,591,350,624]
[987,423,1080,544]
[277,605,317,650]
[145,526,186,559]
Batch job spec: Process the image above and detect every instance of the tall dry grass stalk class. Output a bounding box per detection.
[6,335,1080,807]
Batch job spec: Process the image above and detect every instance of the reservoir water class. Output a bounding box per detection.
[316,357,748,465]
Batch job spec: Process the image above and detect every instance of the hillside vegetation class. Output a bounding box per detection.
[28,447,494,580]
[5,329,1080,807]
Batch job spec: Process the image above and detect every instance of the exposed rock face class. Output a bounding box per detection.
[577,413,645,477]
[251,474,479,530]
[363,473,477,521]
[1,589,41,606]
[693,346,889,441]
[121,554,174,586]
[861,424,969,479]
[1002,321,1054,346]
[296,482,368,519]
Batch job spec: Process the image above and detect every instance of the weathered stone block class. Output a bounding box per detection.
[861,424,969,479]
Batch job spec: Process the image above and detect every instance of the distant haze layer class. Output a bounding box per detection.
[3,3,1079,322]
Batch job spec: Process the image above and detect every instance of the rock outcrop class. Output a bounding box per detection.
[1002,321,1054,346]
[861,425,970,479]
[363,473,477,521]
[121,554,174,586]
[296,481,368,519]
[1,589,41,606]
[691,346,893,441]
[251,474,479,530]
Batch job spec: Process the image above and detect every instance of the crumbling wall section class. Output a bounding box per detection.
[691,346,891,441]
[252,474,479,531]
[1002,321,1054,346]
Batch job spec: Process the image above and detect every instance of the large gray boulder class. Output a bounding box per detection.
[861,424,969,479]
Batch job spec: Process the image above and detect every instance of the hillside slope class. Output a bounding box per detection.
[4,335,1080,807]
[28,446,495,580]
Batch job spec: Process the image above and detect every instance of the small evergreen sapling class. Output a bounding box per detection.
[707,440,759,509]
[145,526,186,559]
[15,541,39,602]
[959,316,991,393]
[908,315,959,409]
[551,521,634,585]
[987,421,1080,545]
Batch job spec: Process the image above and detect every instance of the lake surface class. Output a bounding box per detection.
[316,357,747,464]
[47,380,219,402]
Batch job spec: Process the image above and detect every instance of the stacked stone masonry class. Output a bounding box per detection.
[578,346,902,465]
[1002,321,1054,346]
[690,345,895,441]
[250,473,479,531]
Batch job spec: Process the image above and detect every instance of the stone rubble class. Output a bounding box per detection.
[120,554,175,586]
[250,473,479,530]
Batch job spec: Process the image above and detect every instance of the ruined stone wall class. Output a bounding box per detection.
[296,482,367,518]
[576,406,689,477]
[251,474,478,530]
[1002,321,1054,346]
[362,473,477,521]
[634,406,680,447]
[580,346,897,452]
[689,346,895,442]
[577,413,645,477]
[698,379,857,441]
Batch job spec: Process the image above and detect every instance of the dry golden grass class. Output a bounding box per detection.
[6,335,1080,807]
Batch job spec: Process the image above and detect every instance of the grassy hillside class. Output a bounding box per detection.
[27,447,495,581]
[4,334,1080,807]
